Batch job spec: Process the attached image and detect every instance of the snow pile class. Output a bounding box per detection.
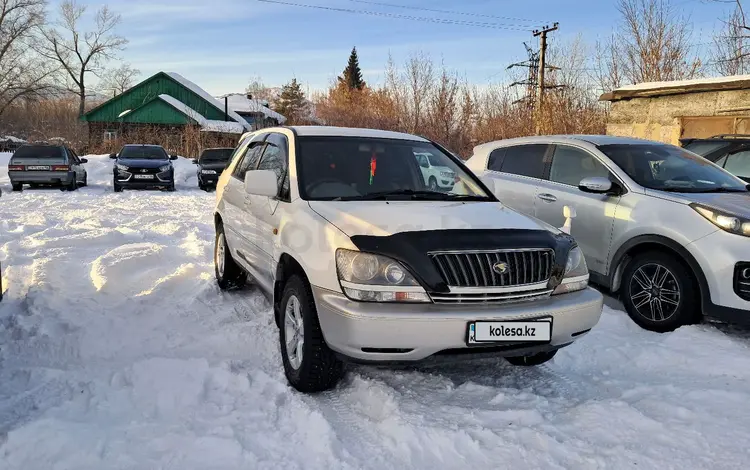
[166,72,252,131]
[1,156,750,469]
[158,94,246,134]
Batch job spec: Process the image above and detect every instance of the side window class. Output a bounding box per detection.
[723,149,750,175]
[232,142,266,181]
[66,148,80,164]
[487,148,506,172]
[257,133,290,200]
[499,144,548,179]
[549,145,611,186]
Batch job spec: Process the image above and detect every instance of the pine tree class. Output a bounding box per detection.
[338,47,366,90]
[275,78,308,123]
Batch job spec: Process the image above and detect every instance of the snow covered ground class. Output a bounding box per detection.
[1,153,750,469]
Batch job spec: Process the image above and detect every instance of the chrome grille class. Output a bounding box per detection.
[429,286,553,304]
[429,249,554,288]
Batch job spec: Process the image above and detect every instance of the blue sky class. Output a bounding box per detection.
[58,0,734,96]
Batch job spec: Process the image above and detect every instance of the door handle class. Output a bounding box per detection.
[537,193,557,202]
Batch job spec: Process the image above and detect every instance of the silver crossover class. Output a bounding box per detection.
[466,135,750,333]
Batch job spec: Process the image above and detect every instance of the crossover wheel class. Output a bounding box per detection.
[214,223,247,290]
[280,275,344,393]
[621,251,700,332]
[428,177,438,191]
[506,350,557,366]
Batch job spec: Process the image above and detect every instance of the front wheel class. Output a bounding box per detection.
[506,350,557,366]
[214,223,247,290]
[621,251,700,332]
[280,275,344,393]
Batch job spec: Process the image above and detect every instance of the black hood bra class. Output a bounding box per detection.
[349,228,577,293]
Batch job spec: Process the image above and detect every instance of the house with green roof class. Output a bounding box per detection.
[80,72,282,156]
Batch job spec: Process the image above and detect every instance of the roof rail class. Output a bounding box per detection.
[709,134,750,139]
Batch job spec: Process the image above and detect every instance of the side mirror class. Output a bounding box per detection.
[80,158,88,163]
[244,170,278,197]
[169,155,179,160]
[109,153,117,159]
[480,175,496,194]
[192,159,198,164]
[578,176,612,194]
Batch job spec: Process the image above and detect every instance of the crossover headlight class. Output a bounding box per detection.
[115,164,129,171]
[552,246,589,295]
[335,248,430,302]
[159,165,171,172]
[691,203,750,238]
[201,169,217,174]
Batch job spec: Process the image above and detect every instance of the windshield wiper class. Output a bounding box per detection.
[334,189,459,201]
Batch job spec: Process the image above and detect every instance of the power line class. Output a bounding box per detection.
[256,0,536,31]
[346,0,547,24]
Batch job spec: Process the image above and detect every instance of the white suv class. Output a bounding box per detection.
[213,126,604,393]
[466,135,750,333]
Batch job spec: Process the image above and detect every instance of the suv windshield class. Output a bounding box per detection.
[598,143,748,192]
[199,148,233,163]
[13,146,64,158]
[297,136,491,201]
[119,146,168,160]
[682,140,732,156]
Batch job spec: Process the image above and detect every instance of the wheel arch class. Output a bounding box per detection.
[274,252,311,328]
[609,235,710,309]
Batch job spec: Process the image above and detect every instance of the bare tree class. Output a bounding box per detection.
[99,62,139,97]
[713,0,750,75]
[427,64,460,146]
[601,0,701,87]
[404,52,434,134]
[0,0,54,118]
[37,0,127,117]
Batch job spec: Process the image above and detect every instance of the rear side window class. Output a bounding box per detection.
[487,148,506,171]
[13,146,64,159]
[499,144,548,179]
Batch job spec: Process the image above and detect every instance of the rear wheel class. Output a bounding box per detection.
[506,350,557,366]
[214,223,247,290]
[81,173,88,187]
[64,178,78,191]
[621,251,700,333]
[280,275,344,393]
[11,183,22,192]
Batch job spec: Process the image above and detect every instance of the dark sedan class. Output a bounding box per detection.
[111,144,178,192]
[193,147,234,191]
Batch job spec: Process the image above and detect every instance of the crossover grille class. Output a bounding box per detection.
[429,249,554,288]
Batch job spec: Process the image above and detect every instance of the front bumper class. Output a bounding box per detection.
[688,229,750,320]
[9,171,74,184]
[313,286,604,362]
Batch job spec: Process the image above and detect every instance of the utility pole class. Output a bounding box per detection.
[533,22,558,135]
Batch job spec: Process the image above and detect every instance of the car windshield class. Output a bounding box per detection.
[296,136,491,201]
[682,141,732,157]
[199,149,233,163]
[598,143,748,193]
[13,146,63,158]
[119,146,168,160]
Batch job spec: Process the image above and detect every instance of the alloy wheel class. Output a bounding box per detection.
[216,232,226,278]
[284,295,305,370]
[628,263,681,322]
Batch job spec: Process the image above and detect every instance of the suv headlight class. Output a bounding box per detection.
[115,164,129,171]
[159,165,171,172]
[335,248,430,302]
[552,246,589,295]
[691,203,750,237]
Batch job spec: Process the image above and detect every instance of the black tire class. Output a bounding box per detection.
[113,181,123,192]
[11,183,22,192]
[279,275,344,393]
[167,180,176,192]
[65,178,78,191]
[81,173,88,187]
[428,177,438,191]
[506,350,557,366]
[621,251,700,333]
[214,223,247,290]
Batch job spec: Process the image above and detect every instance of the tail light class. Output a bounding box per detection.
[8,165,24,171]
[52,165,70,171]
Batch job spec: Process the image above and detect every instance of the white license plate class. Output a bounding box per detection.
[133,174,154,179]
[468,318,552,343]
[27,165,50,171]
